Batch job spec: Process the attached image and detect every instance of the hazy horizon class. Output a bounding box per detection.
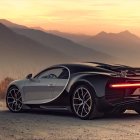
[1,18,140,38]
[0,0,140,36]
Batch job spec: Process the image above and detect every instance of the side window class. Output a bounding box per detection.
[58,68,69,79]
[37,67,69,79]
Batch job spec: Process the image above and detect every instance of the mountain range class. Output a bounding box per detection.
[0,19,113,80]
[47,30,91,43]
[0,23,68,79]
[0,19,140,80]
[81,31,140,66]
[47,29,140,66]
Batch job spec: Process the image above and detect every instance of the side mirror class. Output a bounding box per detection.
[26,74,32,79]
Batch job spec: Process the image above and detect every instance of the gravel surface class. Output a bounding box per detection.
[0,101,140,140]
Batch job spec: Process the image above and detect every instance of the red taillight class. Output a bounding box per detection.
[110,83,140,88]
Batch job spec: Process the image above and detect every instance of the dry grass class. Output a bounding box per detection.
[0,77,14,99]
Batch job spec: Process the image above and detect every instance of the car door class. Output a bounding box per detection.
[23,67,69,104]
[48,67,70,100]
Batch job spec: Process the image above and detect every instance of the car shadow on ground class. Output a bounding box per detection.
[1,108,140,122]
[3,109,140,121]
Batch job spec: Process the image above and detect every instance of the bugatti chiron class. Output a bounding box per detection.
[6,62,140,119]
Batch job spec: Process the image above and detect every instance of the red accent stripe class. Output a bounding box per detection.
[110,83,140,88]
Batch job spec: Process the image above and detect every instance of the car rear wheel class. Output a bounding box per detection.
[71,85,103,120]
[6,87,23,112]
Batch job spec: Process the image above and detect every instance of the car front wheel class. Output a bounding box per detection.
[6,86,23,112]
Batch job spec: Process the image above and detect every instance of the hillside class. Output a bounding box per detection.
[0,23,69,79]
[0,19,113,62]
[0,19,28,29]
[38,29,140,66]
[13,28,112,62]
[47,30,91,43]
[0,21,115,80]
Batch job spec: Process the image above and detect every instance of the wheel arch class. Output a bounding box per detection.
[66,73,110,99]
[69,80,97,99]
[7,84,19,92]
[68,80,103,119]
[6,84,23,100]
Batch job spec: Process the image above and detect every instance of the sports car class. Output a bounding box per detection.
[6,62,140,119]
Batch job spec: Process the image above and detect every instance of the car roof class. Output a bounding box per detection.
[54,62,115,74]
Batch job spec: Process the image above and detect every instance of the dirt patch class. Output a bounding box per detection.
[0,102,140,140]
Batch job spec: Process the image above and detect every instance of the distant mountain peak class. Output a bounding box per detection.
[118,30,139,39]
[96,30,134,36]
[95,31,108,38]
[119,30,130,34]
[118,30,134,36]
[93,30,140,40]
[0,19,10,22]
[0,19,28,29]
[0,19,15,25]
[97,31,107,35]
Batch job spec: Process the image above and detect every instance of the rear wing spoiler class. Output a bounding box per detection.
[115,68,140,77]
[87,62,140,77]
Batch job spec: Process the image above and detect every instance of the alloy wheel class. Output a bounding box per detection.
[6,87,23,112]
[72,87,92,118]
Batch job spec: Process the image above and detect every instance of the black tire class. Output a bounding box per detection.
[71,84,103,120]
[6,86,23,113]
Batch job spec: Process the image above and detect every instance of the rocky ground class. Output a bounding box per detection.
[0,101,140,140]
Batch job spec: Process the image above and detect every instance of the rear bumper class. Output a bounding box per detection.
[105,78,140,103]
[96,96,140,112]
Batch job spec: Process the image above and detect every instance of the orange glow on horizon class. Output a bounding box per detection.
[0,0,140,36]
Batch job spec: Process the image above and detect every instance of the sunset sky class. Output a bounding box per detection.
[0,0,140,35]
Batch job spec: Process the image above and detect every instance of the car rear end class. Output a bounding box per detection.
[105,76,140,111]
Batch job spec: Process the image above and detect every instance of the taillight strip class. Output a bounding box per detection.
[110,83,140,88]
